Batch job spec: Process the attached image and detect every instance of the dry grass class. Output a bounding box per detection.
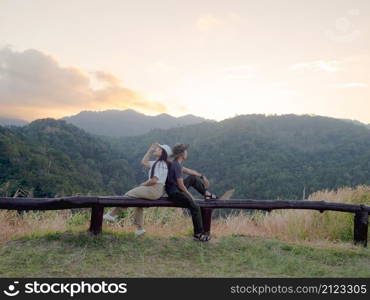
[0,210,70,243]
[1,185,369,250]
[212,185,370,248]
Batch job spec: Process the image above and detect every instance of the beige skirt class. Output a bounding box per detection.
[124,183,165,200]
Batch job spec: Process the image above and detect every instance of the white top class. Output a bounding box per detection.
[148,160,168,184]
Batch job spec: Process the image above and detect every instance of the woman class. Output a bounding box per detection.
[103,142,172,235]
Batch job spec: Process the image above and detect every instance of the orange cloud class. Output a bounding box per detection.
[0,47,167,120]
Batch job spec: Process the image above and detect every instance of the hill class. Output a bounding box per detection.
[0,117,28,127]
[61,109,214,137]
[0,119,135,197]
[105,114,370,200]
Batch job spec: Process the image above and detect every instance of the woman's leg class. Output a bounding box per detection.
[124,184,164,230]
[105,188,135,217]
[109,207,126,216]
[105,184,161,218]
[133,207,144,230]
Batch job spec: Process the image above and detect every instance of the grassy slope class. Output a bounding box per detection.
[0,230,369,277]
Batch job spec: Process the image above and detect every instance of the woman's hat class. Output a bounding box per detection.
[159,144,172,157]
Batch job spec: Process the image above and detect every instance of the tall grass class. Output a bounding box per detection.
[1,185,369,248]
[213,185,370,247]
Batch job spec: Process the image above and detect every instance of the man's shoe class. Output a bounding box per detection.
[103,214,117,222]
[193,232,211,242]
[135,229,146,236]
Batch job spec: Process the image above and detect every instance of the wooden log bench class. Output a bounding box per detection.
[0,196,369,247]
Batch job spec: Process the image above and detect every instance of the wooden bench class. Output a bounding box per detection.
[0,196,369,247]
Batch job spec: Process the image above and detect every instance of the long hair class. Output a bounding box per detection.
[150,148,170,178]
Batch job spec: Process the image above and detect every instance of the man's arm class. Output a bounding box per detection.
[182,167,209,188]
[182,167,202,177]
[177,178,196,201]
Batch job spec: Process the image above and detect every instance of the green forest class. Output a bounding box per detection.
[0,119,135,197]
[1,114,370,200]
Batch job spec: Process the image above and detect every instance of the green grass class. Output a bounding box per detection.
[0,230,369,277]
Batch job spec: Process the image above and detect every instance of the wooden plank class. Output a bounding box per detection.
[88,205,104,235]
[1,196,369,212]
[201,208,213,235]
[354,211,368,247]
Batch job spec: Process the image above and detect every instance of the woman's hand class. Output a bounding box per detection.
[142,143,159,168]
[149,142,160,152]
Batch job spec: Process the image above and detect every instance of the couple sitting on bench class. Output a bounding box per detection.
[103,142,219,242]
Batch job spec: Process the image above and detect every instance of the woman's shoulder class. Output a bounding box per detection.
[156,160,169,168]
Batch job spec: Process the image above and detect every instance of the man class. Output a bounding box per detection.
[165,143,217,242]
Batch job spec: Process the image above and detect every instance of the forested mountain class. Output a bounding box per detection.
[62,109,213,137]
[340,118,370,130]
[104,114,370,200]
[1,114,370,200]
[0,117,28,127]
[0,119,135,197]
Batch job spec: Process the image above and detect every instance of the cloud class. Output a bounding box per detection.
[329,82,368,88]
[91,70,122,85]
[0,47,167,120]
[195,13,241,32]
[290,60,341,73]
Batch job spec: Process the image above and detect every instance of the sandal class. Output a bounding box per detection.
[204,191,217,201]
[193,233,211,242]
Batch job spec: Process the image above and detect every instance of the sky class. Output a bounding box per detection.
[0,0,369,123]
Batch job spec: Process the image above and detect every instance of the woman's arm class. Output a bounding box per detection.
[141,143,159,168]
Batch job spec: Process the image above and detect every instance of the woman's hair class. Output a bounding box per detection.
[150,147,170,179]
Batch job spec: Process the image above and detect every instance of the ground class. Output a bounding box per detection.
[0,230,369,277]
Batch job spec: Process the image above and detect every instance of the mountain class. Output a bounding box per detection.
[340,118,370,130]
[105,114,370,200]
[61,109,214,137]
[0,117,28,127]
[2,114,370,201]
[0,119,136,197]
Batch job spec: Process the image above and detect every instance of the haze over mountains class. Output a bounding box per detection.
[1,109,369,135]
[61,109,214,137]
[0,117,29,127]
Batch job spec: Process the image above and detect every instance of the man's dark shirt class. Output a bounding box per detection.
[165,159,183,195]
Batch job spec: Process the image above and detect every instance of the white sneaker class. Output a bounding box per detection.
[103,214,117,222]
[135,229,146,236]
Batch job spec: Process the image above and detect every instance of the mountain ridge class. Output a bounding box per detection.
[61,109,215,137]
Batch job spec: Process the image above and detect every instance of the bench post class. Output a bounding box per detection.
[89,205,104,235]
[353,211,368,247]
[201,208,213,235]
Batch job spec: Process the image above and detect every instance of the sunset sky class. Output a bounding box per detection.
[0,0,369,123]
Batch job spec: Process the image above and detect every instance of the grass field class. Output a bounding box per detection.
[1,185,369,277]
[0,229,369,277]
